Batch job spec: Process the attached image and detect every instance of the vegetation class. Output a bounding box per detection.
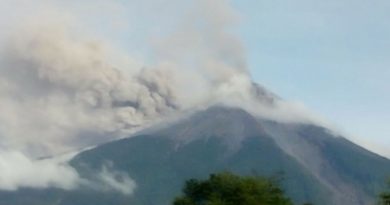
[173,172,293,205]
[379,180,390,205]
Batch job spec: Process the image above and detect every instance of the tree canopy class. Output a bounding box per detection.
[173,172,293,205]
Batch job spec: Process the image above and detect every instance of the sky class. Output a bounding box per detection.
[233,0,390,157]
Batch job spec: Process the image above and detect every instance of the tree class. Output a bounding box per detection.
[173,172,293,205]
[379,180,390,205]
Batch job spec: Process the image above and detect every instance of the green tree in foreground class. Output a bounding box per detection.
[173,172,293,205]
[379,180,390,205]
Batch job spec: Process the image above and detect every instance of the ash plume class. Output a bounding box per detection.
[0,0,326,191]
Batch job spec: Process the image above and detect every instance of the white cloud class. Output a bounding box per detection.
[0,150,79,191]
[96,164,137,195]
[0,150,137,194]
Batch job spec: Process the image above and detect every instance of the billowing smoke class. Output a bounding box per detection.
[0,25,180,156]
[0,0,325,192]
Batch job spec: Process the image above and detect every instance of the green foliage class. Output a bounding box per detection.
[173,172,293,205]
[379,180,390,205]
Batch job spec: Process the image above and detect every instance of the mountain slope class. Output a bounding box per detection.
[70,134,330,205]
[261,120,390,204]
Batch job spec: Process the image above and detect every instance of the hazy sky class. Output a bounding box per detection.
[233,0,390,156]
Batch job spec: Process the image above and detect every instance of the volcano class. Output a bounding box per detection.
[1,104,390,205]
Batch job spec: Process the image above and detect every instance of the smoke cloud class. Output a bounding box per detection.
[0,0,327,192]
[0,24,182,156]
